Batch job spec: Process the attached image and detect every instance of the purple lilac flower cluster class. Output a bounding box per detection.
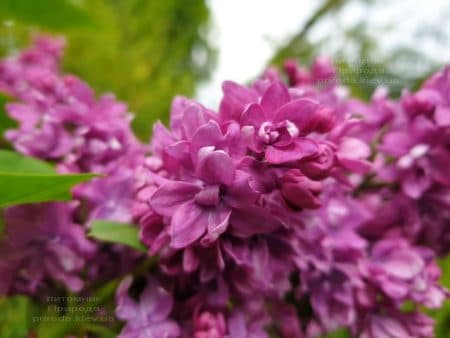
[0,36,145,295]
[123,59,449,337]
[0,37,449,337]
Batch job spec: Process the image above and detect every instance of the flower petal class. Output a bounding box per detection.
[196,149,235,185]
[260,81,290,115]
[150,181,200,216]
[241,103,266,128]
[170,201,207,248]
[402,169,431,199]
[273,98,319,131]
[265,138,318,164]
[191,120,224,158]
[204,205,231,244]
[382,249,424,280]
[219,81,258,122]
[140,280,174,322]
[230,206,280,237]
[434,105,450,126]
[338,137,371,160]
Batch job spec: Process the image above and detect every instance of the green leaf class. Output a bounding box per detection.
[0,150,98,207]
[0,173,98,207]
[0,296,39,338]
[0,0,93,30]
[89,220,146,252]
[0,149,54,174]
[320,329,351,338]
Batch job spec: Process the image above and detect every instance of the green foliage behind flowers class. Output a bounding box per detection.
[63,0,214,139]
[0,0,93,30]
[0,0,214,140]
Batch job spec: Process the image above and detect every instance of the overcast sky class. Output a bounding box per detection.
[197,0,319,106]
[197,0,450,107]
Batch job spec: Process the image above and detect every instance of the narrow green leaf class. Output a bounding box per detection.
[0,0,93,30]
[0,150,54,173]
[0,150,98,207]
[89,220,146,252]
[0,173,98,207]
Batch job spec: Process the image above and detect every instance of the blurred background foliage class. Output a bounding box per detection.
[0,0,215,140]
[1,0,450,337]
[270,0,450,100]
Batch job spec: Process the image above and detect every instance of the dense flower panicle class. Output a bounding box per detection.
[127,56,450,338]
[115,276,181,338]
[0,36,146,295]
[356,310,435,338]
[1,37,450,337]
[0,203,95,295]
[0,35,145,223]
[376,66,450,255]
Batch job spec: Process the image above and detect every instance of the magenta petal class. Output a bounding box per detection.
[116,276,137,319]
[273,98,319,130]
[183,247,199,272]
[6,103,40,128]
[196,149,235,185]
[220,81,258,121]
[382,249,424,280]
[402,170,431,199]
[265,138,318,164]
[241,103,266,128]
[146,321,181,338]
[170,201,207,248]
[222,81,257,103]
[204,205,231,244]
[380,280,410,299]
[230,206,279,237]
[287,186,321,209]
[338,158,372,174]
[151,121,176,155]
[150,181,200,216]
[224,170,258,208]
[191,120,224,157]
[227,311,247,338]
[338,137,371,160]
[165,140,190,160]
[194,185,220,207]
[140,281,174,322]
[169,95,193,131]
[434,106,450,126]
[222,241,250,266]
[260,81,290,114]
[427,147,450,186]
[181,103,210,140]
[372,316,410,338]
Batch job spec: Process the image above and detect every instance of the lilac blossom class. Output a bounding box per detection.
[0,203,95,295]
[128,57,450,338]
[1,37,450,338]
[0,36,146,295]
[116,276,180,338]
